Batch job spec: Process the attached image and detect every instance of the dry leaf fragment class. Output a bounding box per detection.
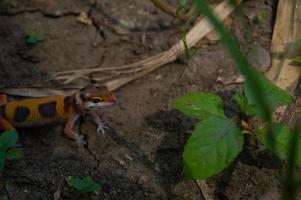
[53,190,61,200]
[77,12,92,25]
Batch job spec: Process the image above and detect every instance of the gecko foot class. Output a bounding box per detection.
[64,130,86,145]
[75,135,86,145]
[97,123,110,134]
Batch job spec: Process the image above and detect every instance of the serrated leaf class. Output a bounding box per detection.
[173,92,225,120]
[257,123,301,163]
[243,72,292,116]
[68,178,84,191]
[6,148,23,160]
[178,0,186,7]
[183,116,243,179]
[232,93,256,116]
[0,130,18,148]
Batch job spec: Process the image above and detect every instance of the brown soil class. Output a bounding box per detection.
[0,0,297,199]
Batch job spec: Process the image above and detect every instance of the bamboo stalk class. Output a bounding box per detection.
[265,0,301,121]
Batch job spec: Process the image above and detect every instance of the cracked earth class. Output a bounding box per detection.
[0,0,292,199]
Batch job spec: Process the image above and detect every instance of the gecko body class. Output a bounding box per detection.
[0,83,116,144]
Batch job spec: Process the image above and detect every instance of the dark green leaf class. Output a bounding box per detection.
[244,72,292,116]
[0,151,7,173]
[6,148,23,160]
[173,92,225,120]
[183,116,243,179]
[68,178,84,191]
[82,176,102,192]
[0,130,18,148]
[26,33,46,44]
[232,93,256,116]
[296,39,301,46]
[68,176,101,193]
[257,123,301,163]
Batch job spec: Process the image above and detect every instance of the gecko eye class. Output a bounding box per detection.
[91,97,103,103]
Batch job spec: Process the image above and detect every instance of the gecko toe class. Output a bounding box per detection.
[75,135,86,145]
[97,123,110,134]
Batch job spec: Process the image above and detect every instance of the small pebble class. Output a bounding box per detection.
[246,44,271,72]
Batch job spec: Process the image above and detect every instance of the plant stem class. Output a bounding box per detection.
[282,119,300,200]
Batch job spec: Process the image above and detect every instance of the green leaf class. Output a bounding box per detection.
[0,130,18,148]
[295,56,301,64]
[243,72,292,116]
[183,116,243,179]
[25,33,46,44]
[82,176,101,192]
[296,39,301,46]
[68,177,84,191]
[173,92,225,120]
[0,151,6,173]
[232,93,256,116]
[6,148,23,160]
[68,176,101,193]
[178,0,186,7]
[257,123,301,163]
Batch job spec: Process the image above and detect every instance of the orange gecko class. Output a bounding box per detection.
[0,83,117,144]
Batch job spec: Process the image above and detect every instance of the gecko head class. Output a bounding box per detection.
[75,82,117,110]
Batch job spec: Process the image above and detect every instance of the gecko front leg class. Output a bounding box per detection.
[89,110,109,134]
[64,114,85,144]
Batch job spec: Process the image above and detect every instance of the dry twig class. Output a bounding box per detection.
[196,180,213,200]
[149,0,197,21]
[48,0,240,92]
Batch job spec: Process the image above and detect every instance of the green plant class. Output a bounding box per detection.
[173,84,292,179]
[68,176,102,193]
[0,130,22,173]
[25,32,46,44]
[173,0,300,199]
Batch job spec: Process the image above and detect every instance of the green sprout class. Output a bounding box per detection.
[0,130,23,173]
[68,176,102,193]
[25,32,46,44]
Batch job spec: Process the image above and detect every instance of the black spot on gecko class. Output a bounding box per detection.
[38,101,57,118]
[13,106,30,122]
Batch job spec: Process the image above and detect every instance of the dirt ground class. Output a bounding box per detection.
[0,0,296,199]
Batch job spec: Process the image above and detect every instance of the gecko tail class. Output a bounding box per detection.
[0,94,7,106]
